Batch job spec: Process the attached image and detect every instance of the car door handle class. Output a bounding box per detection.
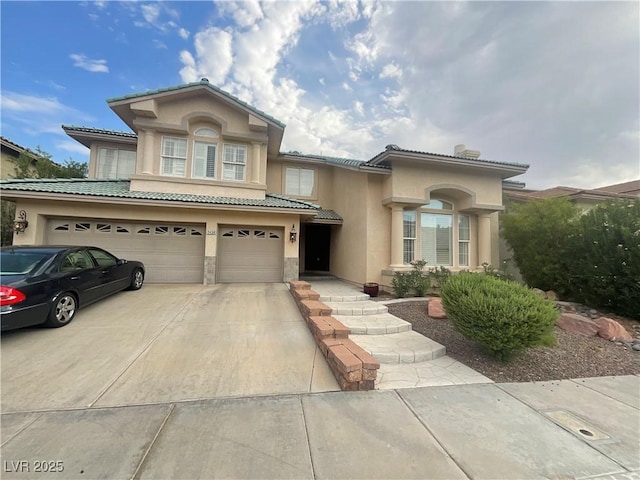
[70,276,80,280]
[101,270,109,274]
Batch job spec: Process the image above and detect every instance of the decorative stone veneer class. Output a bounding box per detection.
[204,256,216,285]
[284,257,299,283]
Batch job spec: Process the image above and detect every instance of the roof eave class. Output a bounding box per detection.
[0,189,319,214]
[62,127,137,149]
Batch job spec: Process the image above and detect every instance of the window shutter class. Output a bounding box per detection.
[206,145,216,177]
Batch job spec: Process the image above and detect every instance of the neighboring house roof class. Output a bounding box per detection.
[1,136,43,160]
[107,79,286,129]
[505,180,640,202]
[502,180,527,190]
[0,179,320,212]
[590,180,640,196]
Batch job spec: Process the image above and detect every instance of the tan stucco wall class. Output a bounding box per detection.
[11,199,300,260]
[389,163,504,207]
[364,174,391,284]
[88,93,270,199]
[265,160,334,206]
[328,169,368,284]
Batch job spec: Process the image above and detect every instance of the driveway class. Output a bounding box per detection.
[0,284,338,413]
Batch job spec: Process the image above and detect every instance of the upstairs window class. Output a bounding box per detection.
[96,148,136,179]
[161,136,187,176]
[193,142,216,179]
[222,144,247,181]
[194,127,218,138]
[285,167,315,197]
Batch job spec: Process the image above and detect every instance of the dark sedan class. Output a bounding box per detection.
[1,246,145,331]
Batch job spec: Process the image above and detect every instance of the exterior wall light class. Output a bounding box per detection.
[13,210,29,234]
[289,224,297,243]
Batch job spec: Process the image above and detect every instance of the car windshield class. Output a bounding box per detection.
[0,251,52,275]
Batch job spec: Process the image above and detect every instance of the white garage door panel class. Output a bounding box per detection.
[46,219,205,283]
[217,227,283,283]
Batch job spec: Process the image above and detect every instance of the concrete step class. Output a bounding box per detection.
[333,313,412,335]
[323,301,388,316]
[375,356,493,390]
[319,293,370,303]
[350,331,446,364]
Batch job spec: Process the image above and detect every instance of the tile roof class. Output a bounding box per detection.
[314,209,343,221]
[368,146,529,169]
[590,180,640,195]
[62,126,137,139]
[0,179,320,210]
[0,136,43,159]
[280,151,391,170]
[106,80,286,129]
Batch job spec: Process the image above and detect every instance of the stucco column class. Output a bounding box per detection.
[390,204,404,268]
[477,213,492,266]
[251,143,261,183]
[142,130,154,175]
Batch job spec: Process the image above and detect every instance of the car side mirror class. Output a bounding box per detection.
[117,259,127,265]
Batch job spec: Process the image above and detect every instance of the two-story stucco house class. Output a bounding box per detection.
[0,79,529,288]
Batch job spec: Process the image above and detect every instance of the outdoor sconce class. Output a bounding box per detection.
[289,224,297,243]
[13,210,29,234]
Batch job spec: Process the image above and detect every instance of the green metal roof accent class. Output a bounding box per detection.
[106,80,286,129]
[62,125,137,138]
[0,179,319,210]
[367,146,529,169]
[280,151,390,170]
[314,209,343,221]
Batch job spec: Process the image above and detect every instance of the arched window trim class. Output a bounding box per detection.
[194,127,219,138]
[420,199,453,210]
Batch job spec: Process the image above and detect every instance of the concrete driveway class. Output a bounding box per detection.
[1,284,338,413]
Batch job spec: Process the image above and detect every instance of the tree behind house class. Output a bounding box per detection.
[1,148,88,246]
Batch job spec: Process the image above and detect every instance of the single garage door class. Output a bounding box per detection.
[217,226,283,283]
[47,218,205,283]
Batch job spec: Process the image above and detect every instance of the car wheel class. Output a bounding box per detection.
[45,292,77,328]
[128,269,144,290]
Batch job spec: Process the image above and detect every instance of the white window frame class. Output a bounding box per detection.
[222,144,247,181]
[458,214,470,267]
[421,212,453,267]
[161,136,187,177]
[285,167,315,197]
[96,147,136,179]
[403,210,417,265]
[192,141,217,179]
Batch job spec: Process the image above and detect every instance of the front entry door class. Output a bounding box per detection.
[304,225,331,271]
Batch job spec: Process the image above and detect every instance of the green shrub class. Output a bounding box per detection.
[391,272,413,298]
[413,275,430,296]
[427,265,452,291]
[441,273,557,361]
[567,200,640,319]
[501,197,579,295]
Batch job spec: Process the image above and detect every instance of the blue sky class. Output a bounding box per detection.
[1,0,638,189]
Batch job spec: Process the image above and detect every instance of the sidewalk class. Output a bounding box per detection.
[1,376,638,479]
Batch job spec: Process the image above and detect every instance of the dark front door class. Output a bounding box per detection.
[304,225,331,271]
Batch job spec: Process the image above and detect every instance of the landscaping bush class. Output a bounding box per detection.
[391,272,413,298]
[567,200,640,319]
[501,197,579,295]
[441,273,557,361]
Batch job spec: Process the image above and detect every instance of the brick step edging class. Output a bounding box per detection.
[289,281,380,391]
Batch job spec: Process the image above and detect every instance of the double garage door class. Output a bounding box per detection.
[47,219,205,283]
[46,219,284,284]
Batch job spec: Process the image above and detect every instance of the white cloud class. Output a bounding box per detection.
[353,100,364,116]
[179,27,233,84]
[141,4,161,25]
[153,39,167,49]
[1,92,68,114]
[380,63,402,79]
[178,27,189,39]
[69,53,109,73]
[319,78,325,85]
[55,140,90,156]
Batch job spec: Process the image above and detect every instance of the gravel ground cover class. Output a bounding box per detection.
[387,300,640,383]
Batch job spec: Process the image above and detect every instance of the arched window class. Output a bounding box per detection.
[194,127,218,138]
